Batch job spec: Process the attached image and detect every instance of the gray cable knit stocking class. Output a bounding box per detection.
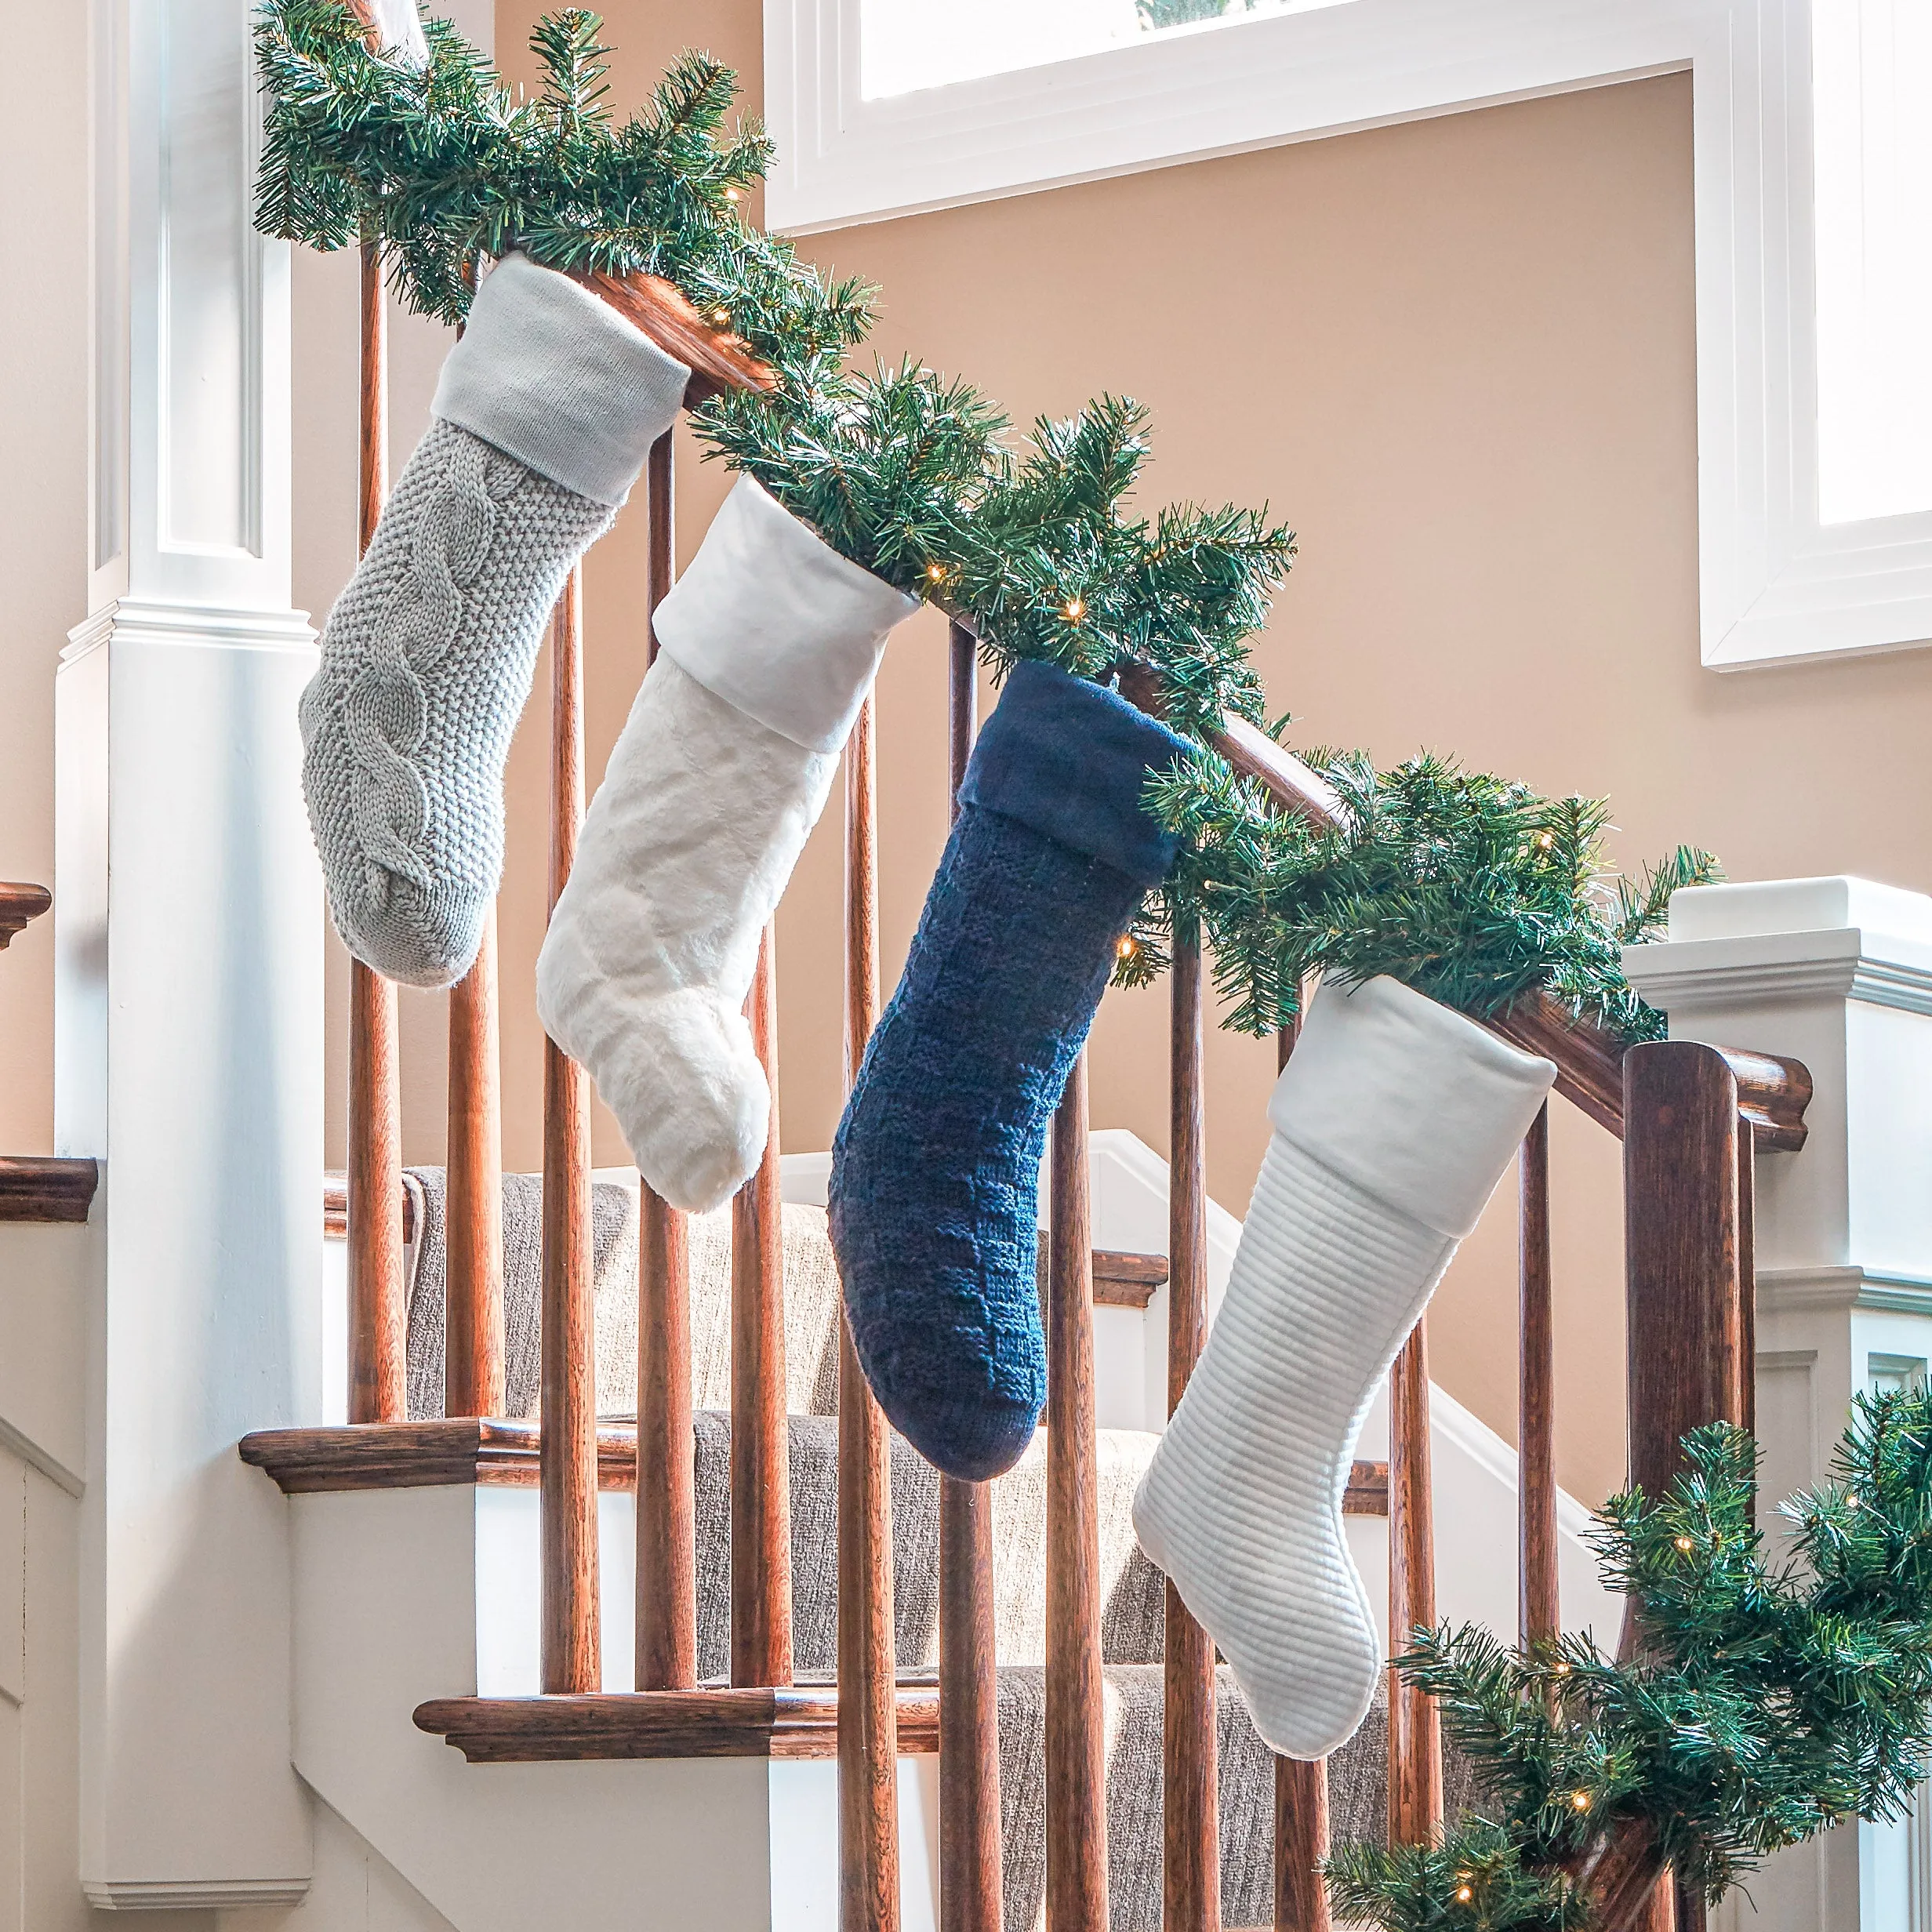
[299,252,689,986]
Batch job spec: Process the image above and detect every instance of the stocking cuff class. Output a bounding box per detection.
[655,477,920,754]
[432,252,690,507]
[1271,975,1556,1238]
[961,659,1191,886]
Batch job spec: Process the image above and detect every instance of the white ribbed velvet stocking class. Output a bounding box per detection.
[1132,975,1555,1760]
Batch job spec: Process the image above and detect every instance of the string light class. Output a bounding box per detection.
[1064,595,1085,621]
[710,306,730,324]
[1554,1659,1572,1675]
[927,562,950,583]
[724,187,741,202]
[1571,1789,1592,1811]
[1676,1534,1696,1552]
[1535,831,1555,849]
[1117,935,1138,961]
[1455,1884,1474,1903]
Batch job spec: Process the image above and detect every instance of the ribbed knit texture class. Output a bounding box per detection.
[299,255,687,988]
[1133,975,1555,1760]
[832,661,1190,1482]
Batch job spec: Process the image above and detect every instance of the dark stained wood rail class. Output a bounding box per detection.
[1047,1057,1109,1932]
[0,883,49,950]
[540,567,601,1695]
[415,1684,941,1763]
[0,1156,100,1222]
[1164,936,1220,1932]
[1386,1320,1441,1847]
[240,1418,641,1491]
[581,269,776,407]
[1203,714,1812,1151]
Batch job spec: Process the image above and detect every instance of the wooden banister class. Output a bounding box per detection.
[1164,936,1220,1932]
[1046,1056,1109,1932]
[0,1157,100,1222]
[841,690,900,1932]
[539,567,600,1694]
[1202,712,1812,1151]
[0,883,50,950]
[637,429,699,1694]
[939,621,1003,1932]
[348,234,407,1428]
[1386,1318,1442,1846]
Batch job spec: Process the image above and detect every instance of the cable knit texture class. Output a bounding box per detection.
[831,661,1191,1483]
[300,254,688,986]
[1132,975,1554,1760]
[536,476,916,1211]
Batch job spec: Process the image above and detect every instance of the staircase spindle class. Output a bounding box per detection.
[444,904,505,1418]
[1271,1017,1332,1931]
[1518,1102,1558,1647]
[347,232,406,1425]
[733,926,794,1686]
[1387,1319,1442,1844]
[841,690,901,1932]
[939,620,1002,1932]
[1273,1760,1332,1932]
[1047,1055,1109,1932]
[636,429,699,1691]
[1164,935,1219,1932]
[539,565,600,1694]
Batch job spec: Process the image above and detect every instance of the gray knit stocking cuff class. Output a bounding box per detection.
[434,252,690,506]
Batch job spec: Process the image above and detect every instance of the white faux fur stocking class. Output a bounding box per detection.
[536,477,916,1214]
[1131,975,1555,1760]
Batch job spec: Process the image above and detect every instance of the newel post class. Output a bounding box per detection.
[55,0,318,1905]
[1623,877,1932,1932]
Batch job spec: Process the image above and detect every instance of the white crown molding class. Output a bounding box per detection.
[83,1877,310,1911]
[1758,1266,1932,1317]
[63,598,317,664]
[1622,929,1932,1019]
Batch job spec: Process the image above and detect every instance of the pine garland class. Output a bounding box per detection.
[1331,1392,1932,1928]
[252,0,1711,1045]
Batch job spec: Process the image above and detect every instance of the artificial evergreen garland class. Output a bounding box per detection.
[252,0,1707,1044]
[1332,1393,1932,1929]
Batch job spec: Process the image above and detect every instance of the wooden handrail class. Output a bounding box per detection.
[1203,714,1813,1151]
[0,1157,100,1223]
[0,883,50,950]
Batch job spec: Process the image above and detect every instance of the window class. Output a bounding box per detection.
[765,0,1932,671]
[858,0,1353,103]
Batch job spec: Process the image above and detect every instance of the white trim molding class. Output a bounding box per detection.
[767,0,1932,670]
[84,1877,312,1911]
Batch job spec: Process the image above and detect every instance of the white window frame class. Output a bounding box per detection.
[764,0,1932,672]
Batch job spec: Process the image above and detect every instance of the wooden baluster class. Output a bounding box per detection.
[1387,1317,1441,1845]
[1272,1015,1331,1932]
[841,690,899,1932]
[733,927,793,1686]
[540,567,599,1694]
[1620,1040,1751,1932]
[347,233,406,1425]
[1164,934,1219,1932]
[637,429,697,1690]
[1048,1056,1108,1932]
[1519,1102,1558,1648]
[445,904,504,1418]
[939,623,1002,1932]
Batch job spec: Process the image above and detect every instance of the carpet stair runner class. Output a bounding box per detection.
[397,1166,1476,1931]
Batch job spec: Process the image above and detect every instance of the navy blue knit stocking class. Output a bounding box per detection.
[830,660,1190,1481]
